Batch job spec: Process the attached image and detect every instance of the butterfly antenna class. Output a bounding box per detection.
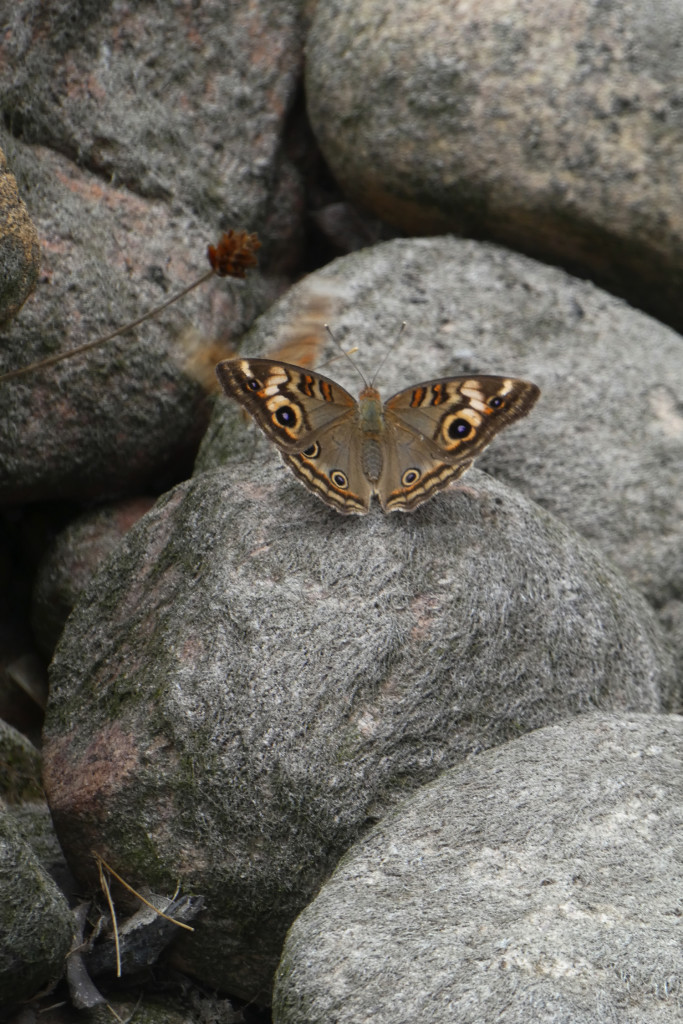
[370,321,407,389]
[324,325,368,387]
[316,346,359,371]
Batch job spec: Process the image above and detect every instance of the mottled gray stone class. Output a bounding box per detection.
[0,717,42,804]
[0,0,304,268]
[0,129,250,504]
[0,720,73,905]
[43,458,672,1002]
[31,496,155,658]
[306,0,683,330]
[0,0,303,502]
[5,801,73,902]
[274,713,682,1024]
[0,809,74,1013]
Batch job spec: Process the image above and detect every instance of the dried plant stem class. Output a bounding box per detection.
[92,851,195,933]
[97,857,122,978]
[0,269,215,384]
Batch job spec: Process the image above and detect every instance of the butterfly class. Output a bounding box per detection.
[215,358,540,514]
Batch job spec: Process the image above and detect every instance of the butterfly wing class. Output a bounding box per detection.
[216,358,372,513]
[379,375,540,512]
[216,358,357,451]
[283,427,373,514]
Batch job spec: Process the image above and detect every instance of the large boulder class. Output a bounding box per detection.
[274,712,683,1024]
[43,461,672,1001]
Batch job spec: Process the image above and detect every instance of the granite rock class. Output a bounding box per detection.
[274,712,682,1024]
[43,461,673,1002]
[307,0,683,330]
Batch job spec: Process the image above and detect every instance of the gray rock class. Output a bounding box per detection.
[306,0,683,330]
[659,600,683,711]
[0,130,228,503]
[199,237,683,626]
[0,0,303,502]
[0,146,39,325]
[0,720,73,904]
[31,496,156,658]
[0,718,42,804]
[82,994,240,1024]
[0,809,74,1013]
[273,712,683,1024]
[0,0,304,269]
[43,460,673,1002]
[5,801,74,903]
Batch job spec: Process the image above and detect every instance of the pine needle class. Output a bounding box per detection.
[93,851,195,933]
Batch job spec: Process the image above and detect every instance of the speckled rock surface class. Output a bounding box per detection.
[0,808,74,1013]
[31,496,156,658]
[0,0,304,502]
[306,0,683,330]
[0,0,304,269]
[0,718,42,804]
[42,458,672,1003]
[0,131,274,504]
[2,3,682,1014]
[274,712,682,1024]
[0,719,72,906]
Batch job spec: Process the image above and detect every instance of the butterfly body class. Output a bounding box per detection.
[216,358,539,515]
[356,387,386,480]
